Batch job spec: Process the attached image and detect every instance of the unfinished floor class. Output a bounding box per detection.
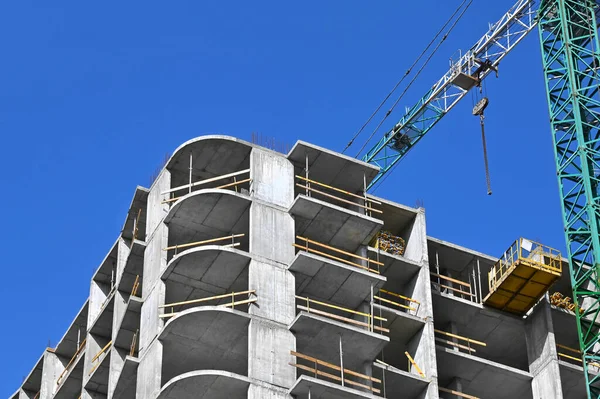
[10,135,587,399]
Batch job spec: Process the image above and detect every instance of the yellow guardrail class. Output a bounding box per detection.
[159,290,256,318]
[294,236,383,274]
[290,351,381,394]
[488,238,561,291]
[374,289,420,314]
[161,168,251,203]
[295,295,388,334]
[295,175,382,215]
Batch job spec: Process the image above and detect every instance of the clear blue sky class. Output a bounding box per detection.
[1,1,563,395]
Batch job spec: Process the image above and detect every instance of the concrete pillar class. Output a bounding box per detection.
[525,300,563,399]
[135,340,163,399]
[406,209,439,399]
[133,170,170,398]
[247,148,296,394]
[40,350,63,399]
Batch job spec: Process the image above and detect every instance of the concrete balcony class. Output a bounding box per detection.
[290,238,386,310]
[113,296,142,357]
[372,361,429,398]
[165,189,251,256]
[290,308,388,371]
[159,304,252,384]
[157,370,250,399]
[111,355,139,399]
[288,351,383,398]
[289,194,382,254]
[369,247,422,286]
[84,342,112,396]
[53,345,85,399]
[436,345,533,399]
[289,375,378,399]
[117,239,145,297]
[161,243,251,309]
[432,289,528,371]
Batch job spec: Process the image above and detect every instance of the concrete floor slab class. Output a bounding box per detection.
[118,240,145,295]
[158,370,250,399]
[374,303,425,344]
[165,189,251,250]
[159,307,250,382]
[121,186,149,242]
[161,246,250,294]
[289,195,382,253]
[89,292,116,339]
[291,251,385,309]
[54,353,85,399]
[18,352,43,395]
[166,136,252,187]
[54,301,89,358]
[289,375,378,399]
[369,247,421,284]
[85,349,110,394]
[436,346,533,399]
[287,140,379,193]
[432,291,528,371]
[290,311,389,370]
[113,296,142,352]
[372,361,429,398]
[112,356,138,399]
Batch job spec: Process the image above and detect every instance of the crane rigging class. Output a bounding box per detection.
[353,0,600,397]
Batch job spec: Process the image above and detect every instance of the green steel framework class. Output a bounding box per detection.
[539,0,600,396]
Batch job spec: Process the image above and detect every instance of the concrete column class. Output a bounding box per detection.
[135,340,163,399]
[525,300,563,399]
[40,350,63,399]
[107,347,125,399]
[133,170,170,398]
[405,209,439,399]
[247,148,296,394]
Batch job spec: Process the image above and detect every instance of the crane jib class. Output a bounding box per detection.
[360,0,537,189]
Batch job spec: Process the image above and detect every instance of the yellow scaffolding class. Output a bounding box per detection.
[483,238,562,315]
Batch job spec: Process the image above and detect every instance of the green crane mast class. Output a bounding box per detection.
[356,0,600,396]
[539,0,600,396]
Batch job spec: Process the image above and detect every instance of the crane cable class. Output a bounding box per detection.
[355,0,474,159]
[341,0,472,154]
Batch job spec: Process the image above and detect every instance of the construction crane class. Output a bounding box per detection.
[357,0,600,397]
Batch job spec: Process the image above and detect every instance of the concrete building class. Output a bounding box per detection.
[9,135,589,399]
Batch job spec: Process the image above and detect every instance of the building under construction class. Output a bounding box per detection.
[9,136,592,399]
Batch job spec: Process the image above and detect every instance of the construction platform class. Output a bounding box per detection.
[483,238,562,316]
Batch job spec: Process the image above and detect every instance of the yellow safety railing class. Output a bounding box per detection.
[164,233,245,255]
[294,236,383,274]
[131,275,140,298]
[158,290,257,318]
[375,289,420,315]
[439,387,480,399]
[132,208,142,242]
[556,343,600,368]
[161,169,251,204]
[56,338,87,386]
[404,351,425,377]
[130,329,139,357]
[89,341,112,376]
[295,295,388,334]
[289,351,382,394]
[295,175,383,216]
[488,238,562,292]
[430,272,477,301]
[434,329,486,354]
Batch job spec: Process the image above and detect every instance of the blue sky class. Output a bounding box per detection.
[1,1,563,395]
